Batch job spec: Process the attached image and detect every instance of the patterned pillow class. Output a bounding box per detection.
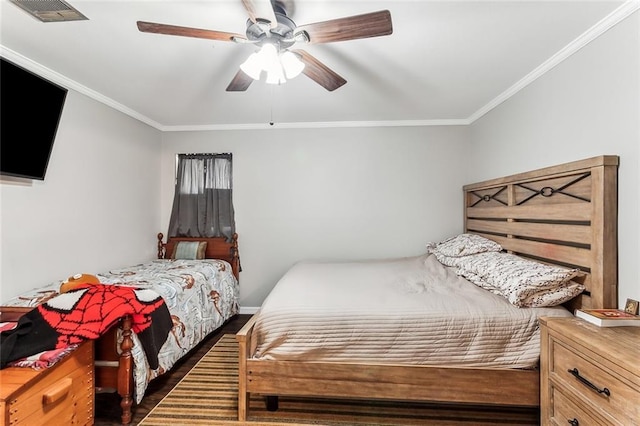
[427,234,502,264]
[430,251,465,268]
[171,241,207,260]
[454,251,583,307]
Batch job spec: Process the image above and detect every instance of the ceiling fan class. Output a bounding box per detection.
[136,0,392,92]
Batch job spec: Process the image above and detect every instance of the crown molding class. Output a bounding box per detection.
[160,118,470,132]
[467,0,640,124]
[0,46,164,130]
[2,1,637,131]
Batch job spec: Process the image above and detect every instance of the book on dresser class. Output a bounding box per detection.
[575,308,640,327]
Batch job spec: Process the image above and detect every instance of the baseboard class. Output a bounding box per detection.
[239,306,260,315]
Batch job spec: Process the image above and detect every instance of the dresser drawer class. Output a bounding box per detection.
[550,338,639,424]
[1,341,94,426]
[550,386,602,426]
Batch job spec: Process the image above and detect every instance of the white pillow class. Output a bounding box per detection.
[454,251,584,307]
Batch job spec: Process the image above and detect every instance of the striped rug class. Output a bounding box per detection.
[139,335,538,426]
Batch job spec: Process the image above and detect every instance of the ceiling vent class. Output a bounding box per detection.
[9,0,88,22]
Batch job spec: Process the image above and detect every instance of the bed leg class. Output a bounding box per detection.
[265,395,279,411]
[236,315,257,421]
[237,333,249,421]
[238,388,249,421]
[118,315,134,425]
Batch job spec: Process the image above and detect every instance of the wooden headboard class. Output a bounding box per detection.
[156,232,241,281]
[463,155,618,310]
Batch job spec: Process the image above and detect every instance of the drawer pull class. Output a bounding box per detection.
[567,368,611,397]
[42,377,72,405]
[568,418,579,426]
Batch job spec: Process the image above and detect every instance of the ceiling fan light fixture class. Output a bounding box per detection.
[240,43,279,81]
[265,67,286,85]
[239,52,263,80]
[240,43,303,84]
[261,44,281,72]
[280,50,304,79]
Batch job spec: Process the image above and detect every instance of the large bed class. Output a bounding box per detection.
[236,155,619,421]
[1,233,240,425]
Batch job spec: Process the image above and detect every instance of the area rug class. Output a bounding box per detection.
[139,334,538,426]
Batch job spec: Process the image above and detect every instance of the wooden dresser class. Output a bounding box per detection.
[0,340,94,426]
[540,317,640,426]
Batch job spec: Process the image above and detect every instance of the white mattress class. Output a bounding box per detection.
[250,254,573,369]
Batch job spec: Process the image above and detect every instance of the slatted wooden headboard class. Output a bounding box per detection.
[463,155,618,310]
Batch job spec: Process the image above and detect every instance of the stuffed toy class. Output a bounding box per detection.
[59,273,100,294]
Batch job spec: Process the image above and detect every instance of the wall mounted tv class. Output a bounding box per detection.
[1,57,68,180]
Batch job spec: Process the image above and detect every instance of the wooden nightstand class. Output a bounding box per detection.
[0,340,94,426]
[540,317,640,426]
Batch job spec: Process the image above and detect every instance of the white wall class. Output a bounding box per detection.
[0,91,162,303]
[161,126,470,307]
[468,11,640,308]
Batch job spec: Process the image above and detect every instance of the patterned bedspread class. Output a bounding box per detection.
[2,259,239,403]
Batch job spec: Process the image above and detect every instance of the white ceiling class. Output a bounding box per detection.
[0,1,632,130]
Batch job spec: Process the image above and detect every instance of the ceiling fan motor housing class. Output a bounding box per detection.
[245,10,297,49]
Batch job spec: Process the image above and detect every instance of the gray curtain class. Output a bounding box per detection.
[167,153,235,240]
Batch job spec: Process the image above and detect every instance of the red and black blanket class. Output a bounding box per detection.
[1,284,173,369]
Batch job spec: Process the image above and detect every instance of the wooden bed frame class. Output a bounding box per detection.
[236,155,619,421]
[94,232,240,425]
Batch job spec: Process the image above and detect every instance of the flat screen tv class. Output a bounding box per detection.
[1,57,68,180]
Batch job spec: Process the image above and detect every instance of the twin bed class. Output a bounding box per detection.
[1,233,241,425]
[236,155,619,421]
[93,233,241,424]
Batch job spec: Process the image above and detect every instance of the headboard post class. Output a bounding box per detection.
[230,233,241,279]
[157,233,166,259]
[591,162,619,308]
[463,155,619,310]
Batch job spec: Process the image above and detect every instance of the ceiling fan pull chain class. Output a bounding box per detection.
[269,84,275,126]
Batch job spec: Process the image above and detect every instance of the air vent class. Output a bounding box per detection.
[9,0,88,22]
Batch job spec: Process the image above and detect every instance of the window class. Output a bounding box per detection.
[167,153,235,240]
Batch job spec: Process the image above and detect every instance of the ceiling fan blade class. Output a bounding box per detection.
[292,49,346,92]
[137,21,246,42]
[241,0,278,29]
[296,10,392,44]
[226,69,254,92]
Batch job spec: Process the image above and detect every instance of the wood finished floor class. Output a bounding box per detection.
[94,314,253,426]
